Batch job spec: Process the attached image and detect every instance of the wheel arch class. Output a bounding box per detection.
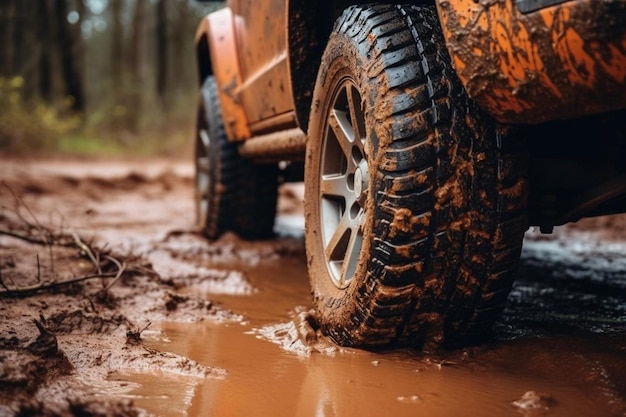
[287,0,435,133]
[194,8,250,141]
[195,31,212,87]
[434,0,626,124]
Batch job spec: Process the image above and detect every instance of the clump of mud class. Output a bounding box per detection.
[512,390,557,413]
[256,309,339,356]
[0,159,304,416]
[1,318,73,401]
[15,399,144,417]
[0,169,231,416]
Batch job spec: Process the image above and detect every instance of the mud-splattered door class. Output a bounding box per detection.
[230,0,295,130]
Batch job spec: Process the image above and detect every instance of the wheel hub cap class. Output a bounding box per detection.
[354,160,369,204]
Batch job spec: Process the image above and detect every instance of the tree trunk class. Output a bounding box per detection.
[131,0,146,85]
[37,1,53,103]
[129,0,146,131]
[54,0,85,113]
[110,0,123,90]
[172,1,191,94]
[155,0,168,103]
[12,1,27,77]
[12,1,39,100]
[0,0,16,77]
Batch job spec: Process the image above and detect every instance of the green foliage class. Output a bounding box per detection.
[0,76,195,158]
[0,77,82,154]
[82,87,197,158]
[0,0,216,159]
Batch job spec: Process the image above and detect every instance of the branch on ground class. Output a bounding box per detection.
[0,185,159,297]
[0,264,123,297]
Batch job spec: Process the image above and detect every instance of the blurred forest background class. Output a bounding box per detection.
[0,0,223,157]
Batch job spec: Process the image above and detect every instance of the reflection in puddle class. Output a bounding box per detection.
[120,253,625,416]
[143,322,614,417]
[108,371,201,415]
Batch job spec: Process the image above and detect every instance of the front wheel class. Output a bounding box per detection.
[304,4,528,349]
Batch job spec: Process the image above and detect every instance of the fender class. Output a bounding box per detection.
[195,8,250,141]
[436,0,626,124]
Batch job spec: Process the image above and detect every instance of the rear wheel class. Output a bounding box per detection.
[195,76,237,238]
[304,4,528,349]
[195,76,279,239]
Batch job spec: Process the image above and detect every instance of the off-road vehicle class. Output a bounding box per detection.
[193,0,626,349]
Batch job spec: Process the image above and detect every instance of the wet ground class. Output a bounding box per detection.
[0,158,625,416]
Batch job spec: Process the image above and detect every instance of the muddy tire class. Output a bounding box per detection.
[304,4,528,349]
[232,161,279,239]
[195,76,278,239]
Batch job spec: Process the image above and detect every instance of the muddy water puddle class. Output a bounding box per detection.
[137,323,601,417]
[2,161,624,416]
[125,249,624,417]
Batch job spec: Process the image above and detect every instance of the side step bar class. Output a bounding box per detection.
[237,128,307,163]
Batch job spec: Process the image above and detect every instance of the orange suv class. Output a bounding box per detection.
[193,1,626,349]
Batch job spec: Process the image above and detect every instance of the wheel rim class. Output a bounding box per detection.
[195,128,211,224]
[319,78,368,289]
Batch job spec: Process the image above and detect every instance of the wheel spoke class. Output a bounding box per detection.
[346,84,366,144]
[328,110,355,164]
[340,213,363,286]
[320,173,349,198]
[324,208,355,262]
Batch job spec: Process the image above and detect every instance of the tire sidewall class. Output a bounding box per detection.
[195,87,212,229]
[305,32,379,340]
[196,76,228,236]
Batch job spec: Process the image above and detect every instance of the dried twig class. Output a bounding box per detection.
[36,254,41,283]
[5,183,46,235]
[0,250,145,297]
[0,266,8,291]
[73,233,101,274]
[98,255,127,293]
[0,227,75,248]
[1,183,59,252]
[0,271,119,296]
[0,184,158,298]
[126,321,152,345]
[0,229,51,246]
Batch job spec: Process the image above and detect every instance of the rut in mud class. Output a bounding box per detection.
[0,158,625,417]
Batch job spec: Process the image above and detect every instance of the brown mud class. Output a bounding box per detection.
[0,158,625,416]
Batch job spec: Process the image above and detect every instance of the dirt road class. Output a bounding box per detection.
[1,158,624,416]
